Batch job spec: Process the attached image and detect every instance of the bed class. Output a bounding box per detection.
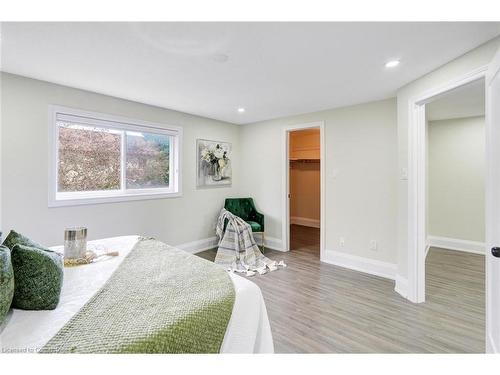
[0,235,274,353]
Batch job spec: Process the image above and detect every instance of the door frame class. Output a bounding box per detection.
[282,121,325,260]
[485,48,500,353]
[407,65,488,304]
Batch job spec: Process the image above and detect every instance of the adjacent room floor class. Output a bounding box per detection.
[197,226,485,353]
[290,224,320,255]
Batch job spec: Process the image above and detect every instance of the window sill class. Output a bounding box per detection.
[48,190,182,208]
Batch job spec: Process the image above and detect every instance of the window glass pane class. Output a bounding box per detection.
[57,122,121,192]
[126,131,170,189]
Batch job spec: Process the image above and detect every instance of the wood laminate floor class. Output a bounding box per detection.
[197,225,485,353]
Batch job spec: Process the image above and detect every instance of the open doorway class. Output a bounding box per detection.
[282,121,325,259]
[406,66,489,305]
[423,79,486,347]
[405,56,500,351]
[288,128,321,257]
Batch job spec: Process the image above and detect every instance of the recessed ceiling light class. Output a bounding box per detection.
[385,60,400,68]
[213,53,229,63]
[237,108,245,113]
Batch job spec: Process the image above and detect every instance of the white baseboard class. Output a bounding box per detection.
[290,216,320,228]
[177,234,285,254]
[322,250,397,280]
[176,236,218,254]
[487,332,498,353]
[394,274,408,299]
[427,235,485,255]
[255,235,285,252]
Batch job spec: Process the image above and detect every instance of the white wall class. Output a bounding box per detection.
[396,36,500,279]
[428,116,485,242]
[0,73,240,247]
[240,98,398,265]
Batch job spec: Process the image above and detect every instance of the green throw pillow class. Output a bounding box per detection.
[2,230,52,252]
[11,244,63,310]
[0,245,15,324]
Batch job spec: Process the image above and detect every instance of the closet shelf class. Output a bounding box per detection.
[289,158,320,163]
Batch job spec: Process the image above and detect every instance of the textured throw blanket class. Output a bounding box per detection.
[215,208,282,275]
[40,238,235,353]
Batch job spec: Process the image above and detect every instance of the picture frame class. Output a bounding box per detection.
[196,139,232,188]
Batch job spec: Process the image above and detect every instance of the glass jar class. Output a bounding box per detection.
[64,227,87,259]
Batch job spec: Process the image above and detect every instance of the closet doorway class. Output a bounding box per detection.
[283,122,325,259]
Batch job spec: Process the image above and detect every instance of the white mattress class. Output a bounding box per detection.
[0,236,273,353]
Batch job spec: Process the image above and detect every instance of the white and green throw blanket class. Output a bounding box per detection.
[215,208,284,276]
[40,238,235,353]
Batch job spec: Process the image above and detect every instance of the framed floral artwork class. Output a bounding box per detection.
[196,139,232,188]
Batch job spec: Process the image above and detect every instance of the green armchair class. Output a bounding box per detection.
[224,198,265,252]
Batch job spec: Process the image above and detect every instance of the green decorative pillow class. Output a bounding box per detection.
[11,244,63,310]
[2,230,52,252]
[0,245,15,324]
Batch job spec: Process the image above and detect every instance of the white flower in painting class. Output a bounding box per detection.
[200,147,212,162]
[214,147,224,159]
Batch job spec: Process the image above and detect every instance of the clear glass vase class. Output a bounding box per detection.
[212,163,222,181]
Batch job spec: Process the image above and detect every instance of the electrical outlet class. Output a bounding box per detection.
[370,240,377,251]
[339,237,345,248]
[401,168,408,180]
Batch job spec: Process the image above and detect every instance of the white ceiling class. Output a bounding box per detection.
[1,22,499,124]
[427,79,485,121]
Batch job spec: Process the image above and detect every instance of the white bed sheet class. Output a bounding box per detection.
[0,236,273,353]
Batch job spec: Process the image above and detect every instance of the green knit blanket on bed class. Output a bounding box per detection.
[40,238,235,353]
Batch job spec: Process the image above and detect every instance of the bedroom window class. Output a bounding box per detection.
[49,106,182,207]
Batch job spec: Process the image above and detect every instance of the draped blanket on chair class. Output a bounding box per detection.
[215,208,284,276]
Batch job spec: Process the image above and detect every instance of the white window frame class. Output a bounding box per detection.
[48,105,182,207]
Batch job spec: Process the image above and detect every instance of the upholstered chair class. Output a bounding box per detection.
[224,198,265,252]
